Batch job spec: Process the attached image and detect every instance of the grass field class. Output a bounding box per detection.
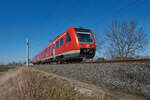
[0,65,16,76]
[0,67,118,100]
[0,65,16,72]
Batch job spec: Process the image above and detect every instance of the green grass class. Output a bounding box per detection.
[0,65,16,72]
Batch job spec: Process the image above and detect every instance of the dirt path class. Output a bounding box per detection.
[0,69,20,86]
[0,68,22,99]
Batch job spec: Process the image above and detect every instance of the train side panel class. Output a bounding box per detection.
[54,27,80,59]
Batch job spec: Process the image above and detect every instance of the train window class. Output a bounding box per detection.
[66,32,71,42]
[45,49,47,53]
[49,47,51,52]
[60,38,64,46]
[45,50,46,54]
[46,48,48,53]
[42,51,44,55]
[53,44,55,49]
[56,40,59,48]
[42,49,48,55]
[74,28,91,33]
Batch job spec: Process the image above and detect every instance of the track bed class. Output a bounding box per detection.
[35,63,150,99]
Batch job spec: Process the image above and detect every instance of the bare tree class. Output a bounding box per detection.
[105,20,148,59]
[94,30,105,57]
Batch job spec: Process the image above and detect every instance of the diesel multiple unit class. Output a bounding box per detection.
[32,26,96,64]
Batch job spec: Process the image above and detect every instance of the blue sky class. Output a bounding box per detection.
[0,0,150,64]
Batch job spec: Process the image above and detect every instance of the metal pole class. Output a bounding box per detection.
[26,39,29,66]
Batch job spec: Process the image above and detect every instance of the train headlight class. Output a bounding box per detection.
[80,45,84,47]
[86,45,90,48]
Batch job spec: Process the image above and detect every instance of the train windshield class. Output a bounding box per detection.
[75,28,93,43]
[76,32,93,42]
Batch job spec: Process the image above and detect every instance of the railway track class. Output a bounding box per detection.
[37,59,150,65]
[79,59,150,64]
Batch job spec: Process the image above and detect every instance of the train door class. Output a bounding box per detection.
[53,42,55,57]
[65,32,71,52]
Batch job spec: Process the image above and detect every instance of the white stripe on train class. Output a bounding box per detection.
[40,50,80,62]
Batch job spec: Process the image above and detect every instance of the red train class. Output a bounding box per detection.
[32,26,96,64]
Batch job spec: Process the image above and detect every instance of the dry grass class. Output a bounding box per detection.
[0,65,16,73]
[0,67,117,100]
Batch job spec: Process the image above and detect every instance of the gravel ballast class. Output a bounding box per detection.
[35,63,150,98]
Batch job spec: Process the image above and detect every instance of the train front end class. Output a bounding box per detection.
[75,28,96,59]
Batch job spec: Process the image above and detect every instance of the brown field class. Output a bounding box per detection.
[0,65,16,75]
[0,66,117,100]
